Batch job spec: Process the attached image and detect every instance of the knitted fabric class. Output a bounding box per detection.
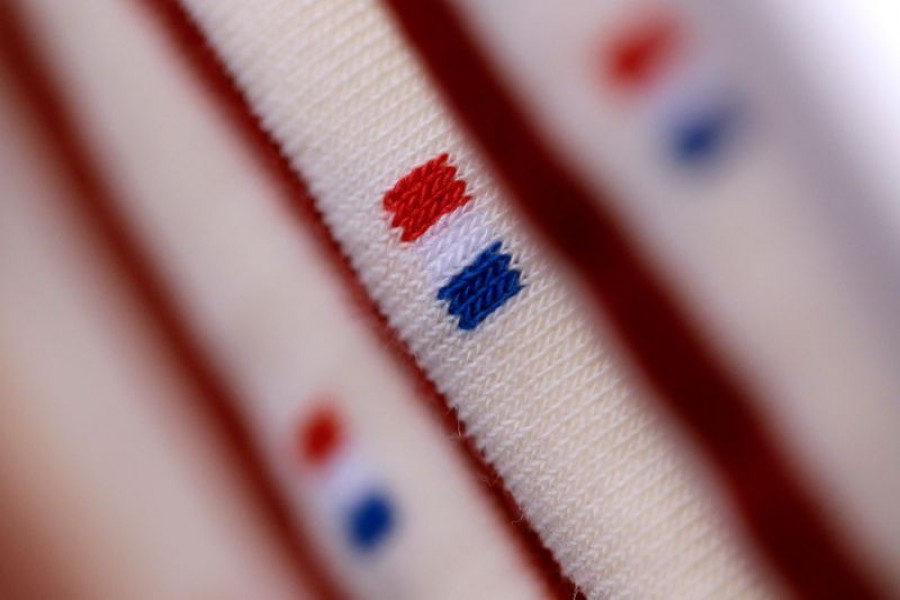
[177,0,776,598]
[434,1,900,592]
[16,0,548,597]
[440,0,900,595]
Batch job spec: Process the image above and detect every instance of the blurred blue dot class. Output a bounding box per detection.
[672,97,741,165]
[347,491,395,552]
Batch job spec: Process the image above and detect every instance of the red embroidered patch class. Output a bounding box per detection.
[383,153,472,242]
[607,15,680,88]
[299,405,343,466]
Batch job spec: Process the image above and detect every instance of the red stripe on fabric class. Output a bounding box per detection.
[0,3,346,599]
[139,1,584,598]
[299,405,344,468]
[607,13,681,89]
[379,1,885,598]
[383,153,472,242]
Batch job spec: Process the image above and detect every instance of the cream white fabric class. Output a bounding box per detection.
[446,2,900,589]
[177,1,779,598]
[17,0,546,598]
[0,60,306,600]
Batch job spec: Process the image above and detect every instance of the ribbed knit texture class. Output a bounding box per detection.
[16,0,550,597]
[179,1,776,598]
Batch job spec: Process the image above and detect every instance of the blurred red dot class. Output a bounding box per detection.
[607,14,680,89]
[299,404,343,466]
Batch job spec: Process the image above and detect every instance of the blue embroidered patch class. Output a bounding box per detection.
[437,241,523,330]
[347,491,395,552]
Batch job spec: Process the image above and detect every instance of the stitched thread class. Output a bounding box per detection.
[383,0,885,596]
[383,153,472,242]
[169,0,780,595]
[128,3,584,598]
[438,241,523,330]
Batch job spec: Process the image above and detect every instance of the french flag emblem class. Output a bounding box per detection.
[384,153,524,331]
[297,404,397,554]
[604,12,744,168]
